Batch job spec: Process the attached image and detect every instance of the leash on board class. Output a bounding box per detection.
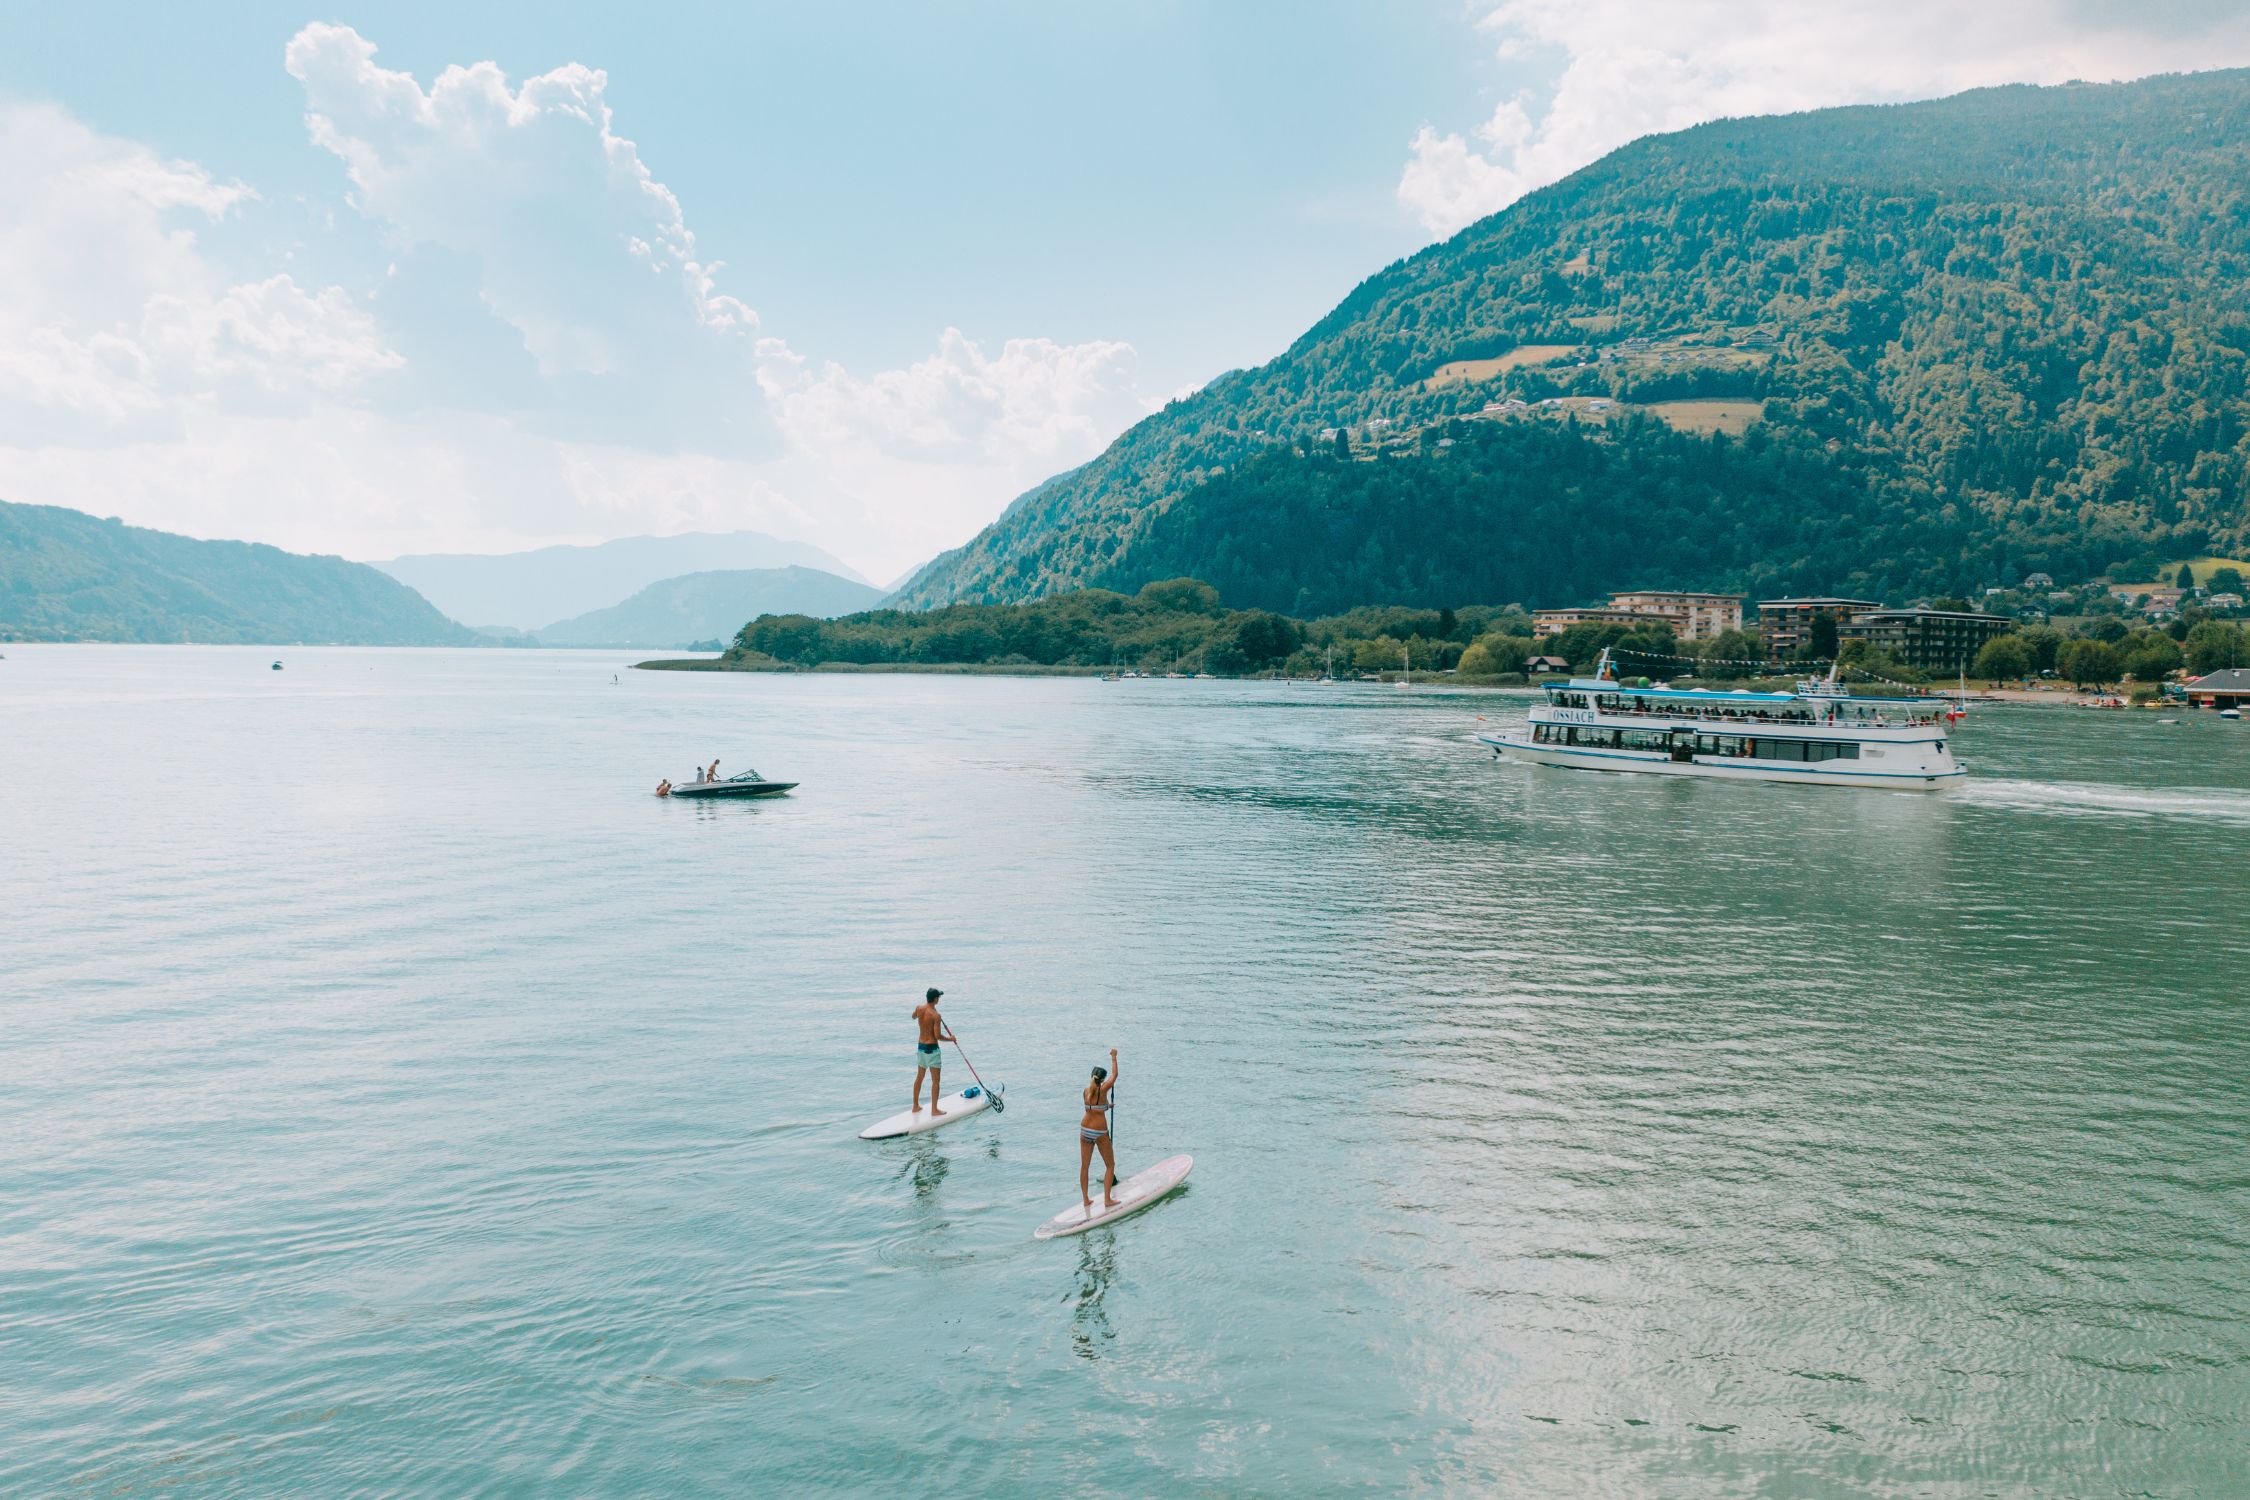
[949,1034,1004,1113]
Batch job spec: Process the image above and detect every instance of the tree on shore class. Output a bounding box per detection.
[2058,637,2121,687]
[1972,634,2032,681]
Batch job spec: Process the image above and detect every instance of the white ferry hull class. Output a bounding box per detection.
[1482,735,1965,790]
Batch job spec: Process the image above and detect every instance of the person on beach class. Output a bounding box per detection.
[912,988,953,1116]
[1079,1049,1119,1210]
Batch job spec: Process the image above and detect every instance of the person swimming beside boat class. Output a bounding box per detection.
[655,779,672,796]
[912,988,953,1116]
[1079,1049,1120,1210]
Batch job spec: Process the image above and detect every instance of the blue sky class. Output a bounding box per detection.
[4,2,2247,580]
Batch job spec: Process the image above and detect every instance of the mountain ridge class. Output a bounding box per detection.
[0,500,478,645]
[376,530,867,629]
[897,69,2250,612]
[536,565,883,646]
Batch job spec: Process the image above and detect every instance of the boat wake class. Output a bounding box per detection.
[1958,777,2250,827]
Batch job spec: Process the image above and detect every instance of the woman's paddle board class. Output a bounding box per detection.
[858,1086,993,1140]
[1033,1153,1193,1238]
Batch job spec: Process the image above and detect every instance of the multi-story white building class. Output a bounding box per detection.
[1606,591,1745,641]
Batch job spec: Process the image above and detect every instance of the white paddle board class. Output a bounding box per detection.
[1033,1153,1193,1238]
[858,1086,993,1140]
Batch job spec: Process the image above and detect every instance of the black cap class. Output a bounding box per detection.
[926,987,944,1001]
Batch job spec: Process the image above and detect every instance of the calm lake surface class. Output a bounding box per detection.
[4,646,2247,1497]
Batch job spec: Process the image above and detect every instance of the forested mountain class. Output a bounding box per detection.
[897,70,2250,613]
[0,501,477,645]
[375,531,866,629]
[536,566,882,646]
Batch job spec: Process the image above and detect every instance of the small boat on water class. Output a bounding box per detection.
[664,770,797,799]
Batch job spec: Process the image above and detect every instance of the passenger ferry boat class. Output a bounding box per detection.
[1480,650,1966,790]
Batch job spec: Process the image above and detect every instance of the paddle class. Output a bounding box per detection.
[948,1033,1004,1114]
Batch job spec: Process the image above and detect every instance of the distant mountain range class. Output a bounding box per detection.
[0,500,477,646]
[534,566,883,646]
[898,69,2250,613]
[373,531,868,630]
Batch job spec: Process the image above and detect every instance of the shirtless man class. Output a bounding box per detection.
[912,987,954,1116]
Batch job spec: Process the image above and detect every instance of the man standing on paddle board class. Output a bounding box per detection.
[912,988,954,1116]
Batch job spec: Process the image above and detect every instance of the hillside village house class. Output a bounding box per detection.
[1837,608,2014,674]
[2184,669,2250,710]
[1754,598,1882,661]
[2107,585,2191,617]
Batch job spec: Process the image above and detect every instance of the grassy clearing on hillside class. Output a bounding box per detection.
[2183,556,2250,584]
[1647,399,1765,435]
[1427,346,1577,387]
[2105,558,2250,587]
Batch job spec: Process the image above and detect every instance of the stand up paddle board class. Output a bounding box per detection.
[858,1086,995,1140]
[1033,1153,1193,1238]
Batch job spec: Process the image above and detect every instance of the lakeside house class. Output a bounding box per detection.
[1533,606,1652,637]
[2184,668,2250,710]
[1837,607,2014,675]
[1533,590,1745,641]
[1605,590,1744,641]
[1754,597,1882,661]
[1524,654,1571,675]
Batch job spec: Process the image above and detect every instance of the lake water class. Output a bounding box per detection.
[4,646,2247,1497]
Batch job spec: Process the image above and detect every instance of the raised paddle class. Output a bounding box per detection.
[948,1033,1004,1114]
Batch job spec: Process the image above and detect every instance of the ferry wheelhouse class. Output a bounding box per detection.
[1481,650,1965,790]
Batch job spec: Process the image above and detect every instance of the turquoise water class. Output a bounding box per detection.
[4,647,2247,1497]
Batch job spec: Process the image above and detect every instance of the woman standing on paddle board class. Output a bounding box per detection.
[1079,1049,1120,1210]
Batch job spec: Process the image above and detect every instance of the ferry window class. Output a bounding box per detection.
[1838,742,1860,760]
[1770,741,1807,762]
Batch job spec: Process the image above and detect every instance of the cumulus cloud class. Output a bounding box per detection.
[284,21,766,455]
[757,330,1157,570]
[0,36,1156,582]
[771,329,1147,467]
[0,102,397,446]
[1399,0,2250,236]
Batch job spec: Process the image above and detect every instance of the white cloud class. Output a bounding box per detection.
[285,23,754,384]
[771,329,1147,467]
[758,329,1157,570]
[0,36,1157,585]
[1400,0,2250,236]
[0,102,397,447]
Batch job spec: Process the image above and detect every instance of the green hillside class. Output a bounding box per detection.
[0,501,477,645]
[536,565,883,646]
[897,70,2250,613]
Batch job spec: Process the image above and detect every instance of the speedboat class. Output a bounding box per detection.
[667,771,797,799]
